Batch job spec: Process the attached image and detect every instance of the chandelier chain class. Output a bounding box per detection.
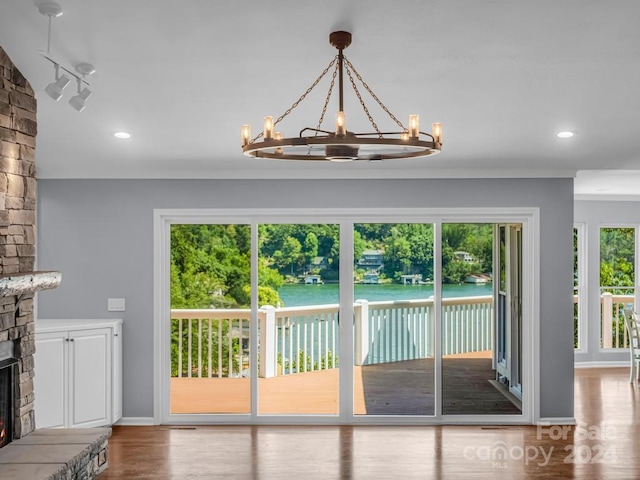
[344,58,406,132]
[315,61,340,134]
[344,59,382,137]
[251,56,338,143]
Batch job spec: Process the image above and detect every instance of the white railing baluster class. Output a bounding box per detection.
[218,319,222,378]
[295,317,300,374]
[227,319,233,377]
[187,319,192,378]
[178,318,183,378]
[197,319,202,378]
[324,315,329,370]
[303,320,308,372]
[239,318,244,376]
[208,318,212,378]
[465,304,470,354]
[310,319,316,372]
[288,316,293,374]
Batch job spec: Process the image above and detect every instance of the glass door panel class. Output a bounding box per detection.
[599,227,635,348]
[169,224,251,414]
[353,223,435,416]
[258,224,340,415]
[441,223,521,415]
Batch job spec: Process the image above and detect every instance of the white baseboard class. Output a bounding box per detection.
[574,361,629,369]
[537,417,576,426]
[115,417,156,426]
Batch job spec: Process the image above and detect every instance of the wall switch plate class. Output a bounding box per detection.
[108,298,125,312]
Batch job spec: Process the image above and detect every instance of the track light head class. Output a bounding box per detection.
[45,65,70,101]
[69,87,91,112]
[69,77,91,111]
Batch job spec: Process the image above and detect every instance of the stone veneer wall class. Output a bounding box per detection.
[0,46,39,439]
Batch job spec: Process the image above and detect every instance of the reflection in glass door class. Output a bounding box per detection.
[170,224,252,414]
[258,224,340,415]
[353,223,435,416]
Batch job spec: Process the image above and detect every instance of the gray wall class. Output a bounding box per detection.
[574,200,640,363]
[36,178,574,420]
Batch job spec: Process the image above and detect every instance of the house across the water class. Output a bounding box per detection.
[363,272,379,284]
[400,274,422,285]
[304,275,323,285]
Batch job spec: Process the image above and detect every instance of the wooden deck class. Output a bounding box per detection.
[171,350,520,415]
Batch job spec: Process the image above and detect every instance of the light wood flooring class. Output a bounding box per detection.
[100,368,640,479]
[171,351,519,416]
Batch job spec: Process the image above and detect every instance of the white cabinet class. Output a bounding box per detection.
[34,319,123,429]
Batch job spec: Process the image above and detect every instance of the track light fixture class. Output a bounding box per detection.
[38,1,95,111]
[44,64,70,101]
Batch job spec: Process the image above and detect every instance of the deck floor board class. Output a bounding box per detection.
[171,352,520,415]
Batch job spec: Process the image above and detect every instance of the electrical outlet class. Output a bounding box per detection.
[108,298,125,312]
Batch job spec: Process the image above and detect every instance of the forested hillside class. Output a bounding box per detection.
[171,223,493,308]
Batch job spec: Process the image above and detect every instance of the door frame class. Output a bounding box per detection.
[153,208,540,425]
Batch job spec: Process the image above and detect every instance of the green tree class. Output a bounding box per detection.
[383,227,412,279]
[600,227,635,288]
[303,232,319,267]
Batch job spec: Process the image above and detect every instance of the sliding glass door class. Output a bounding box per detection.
[158,210,534,424]
[353,223,435,416]
[257,223,340,415]
[169,224,252,415]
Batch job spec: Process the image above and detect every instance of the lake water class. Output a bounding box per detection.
[278,283,492,307]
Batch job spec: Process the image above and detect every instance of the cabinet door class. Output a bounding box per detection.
[112,323,122,423]
[69,328,112,427]
[34,332,68,429]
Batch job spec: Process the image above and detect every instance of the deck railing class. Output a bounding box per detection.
[600,291,635,348]
[171,292,638,379]
[171,295,494,378]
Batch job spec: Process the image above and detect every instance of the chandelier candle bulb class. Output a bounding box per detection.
[432,122,442,144]
[400,132,409,141]
[241,125,251,146]
[409,115,419,138]
[263,116,274,139]
[274,132,283,155]
[336,111,347,137]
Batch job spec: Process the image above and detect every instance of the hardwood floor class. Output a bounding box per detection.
[100,368,640,479]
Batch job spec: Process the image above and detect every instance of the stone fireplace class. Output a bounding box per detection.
[0,45,43,443]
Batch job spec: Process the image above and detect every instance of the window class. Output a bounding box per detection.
[599,227,635,349]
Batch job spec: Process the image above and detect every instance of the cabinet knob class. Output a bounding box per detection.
[114,333,119,337]
[70,338,75,342]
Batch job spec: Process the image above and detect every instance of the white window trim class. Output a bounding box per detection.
[153,207,540,425]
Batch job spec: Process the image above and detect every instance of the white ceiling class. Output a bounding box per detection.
[1,1,640,195]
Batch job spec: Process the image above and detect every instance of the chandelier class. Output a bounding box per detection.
[241,31,442,162]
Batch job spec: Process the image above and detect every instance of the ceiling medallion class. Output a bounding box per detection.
[241,31,442,162]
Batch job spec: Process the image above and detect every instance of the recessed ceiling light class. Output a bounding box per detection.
[556,131,575,138]
[113,131,131,139]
